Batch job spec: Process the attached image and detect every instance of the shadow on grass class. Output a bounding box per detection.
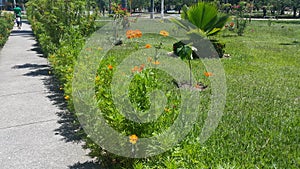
[221,34,238,38]
[279,41,300,45]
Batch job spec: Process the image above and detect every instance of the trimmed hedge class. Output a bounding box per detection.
[0,13,14,48]
[26,0,98,96]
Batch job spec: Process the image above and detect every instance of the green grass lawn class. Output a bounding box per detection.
[143,20,299,168]
[71,17,300,168]
[207,20,299,168]
[79,19,299,168]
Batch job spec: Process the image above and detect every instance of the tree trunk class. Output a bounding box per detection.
[108,0,112,14]
[150,0,154,19]
[293,6,297,18]
[280,7,284,15]
[161,0,164,19]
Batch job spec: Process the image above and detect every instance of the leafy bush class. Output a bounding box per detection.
[74,28,212,168]
[0,13,14,47]
[26,0,98,100]
[231,1,249,36]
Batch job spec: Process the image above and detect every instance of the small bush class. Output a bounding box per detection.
[0,13,14,47]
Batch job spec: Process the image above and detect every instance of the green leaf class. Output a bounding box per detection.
[176,2,229,37]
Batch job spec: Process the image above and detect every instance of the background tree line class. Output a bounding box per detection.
[94,0,299,17]
[1,0,299,18]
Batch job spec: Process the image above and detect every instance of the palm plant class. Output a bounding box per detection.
[171,2,230,58]
[175,2,230,37]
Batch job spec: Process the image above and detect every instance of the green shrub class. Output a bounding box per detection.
[26,0,98,103]
[0,13,14,47]
[71,20,214,166]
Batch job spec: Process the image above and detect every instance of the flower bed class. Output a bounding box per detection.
[26,1,299,168]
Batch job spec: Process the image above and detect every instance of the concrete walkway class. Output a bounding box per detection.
[0,22,97,168]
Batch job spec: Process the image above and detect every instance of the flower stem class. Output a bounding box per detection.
[188,59,192,86]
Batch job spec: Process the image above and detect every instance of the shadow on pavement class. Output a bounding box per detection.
[68,161,102,169]
[12,63,49,69]
[29,42,44,56]
[10,30,34,37]
[12,63,50,76]
[12,32,103,168]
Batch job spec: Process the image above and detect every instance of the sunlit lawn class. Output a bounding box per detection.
[90,19,300,168]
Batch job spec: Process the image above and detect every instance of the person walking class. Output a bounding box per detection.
[13,5,22,29]
[262,6,267,18]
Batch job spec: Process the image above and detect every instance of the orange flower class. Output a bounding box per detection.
[135,29,142,38]
[138,67,143,72]
[126,29,142,39]
[152,60,160,65]
[64,95,70,100]
[131,66,139,72]
[145,44,151,49]
[108,64,113,70]
[126,30,134,39]
[126,30,132,36]
[159,30,169,37]
[230,22,235,27]
[204,72,213,77]
[129,134,138,144]
[132,64,145,73]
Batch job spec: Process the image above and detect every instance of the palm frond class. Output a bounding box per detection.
[179,2,229,37]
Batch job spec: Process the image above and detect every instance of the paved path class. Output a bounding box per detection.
[0,22,97,168]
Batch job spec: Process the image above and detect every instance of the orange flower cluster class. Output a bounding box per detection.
[129,134,138,144]
[152,60,160,65]
[131,64,145,73]
[145,44,151,48]
[204,72,213,77]
[159,30,169,37]
[147,57,160,65]
[126,29,142,39]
